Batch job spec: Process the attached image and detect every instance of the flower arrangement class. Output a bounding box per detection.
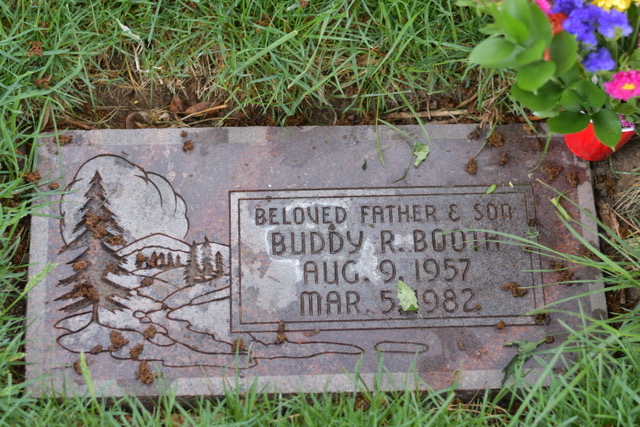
[466,0,640,148]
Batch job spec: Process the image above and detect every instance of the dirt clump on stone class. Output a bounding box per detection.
[496,321,506,330]
[72,260,88,271]
[143,325,157,340]
[59,134,72,145]
[130,344,144,360]
[66,282,99,301]
[498,152,508,166]
[136,360,154,384]
[141,277,153,287]
[486,132,505,147]
[90,345,103,354]
[501,281,528,297]
[464,157,477,175]
[48,182,60,190]
[106,234,126,246]
[183,140,194,153]
[276,320,287,344]
[85,212,108,239]
[109,330,129,351]
[542,164,563,181]
[566,170,580,188]
[549,260,575,284]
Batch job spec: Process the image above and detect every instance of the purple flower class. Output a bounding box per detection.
[551,0,584,15]
[562,5,603,45]
[583,48,615,72]
[598,9,632,39]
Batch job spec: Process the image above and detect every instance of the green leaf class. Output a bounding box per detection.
[502,338,546,385]
[559,89,584,112]
[549,31,578,76]
[550,194,571,220]
[486,184,497,194]
[469,37,519,68]
[592,109,622,148]
[494,11,529,45]
[501,0,530,22]
[511,80,562,112]
[514,39,546,66]
[413,142,430,167]
[397,280,419,312]
[527,3,552,45]
[547,111,590,134]
[516,61,555,92]
[574,80,607,110]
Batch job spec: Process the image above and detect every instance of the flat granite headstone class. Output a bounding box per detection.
[27,124,605,398]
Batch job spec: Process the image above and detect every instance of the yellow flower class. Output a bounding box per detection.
[592,0,634,10]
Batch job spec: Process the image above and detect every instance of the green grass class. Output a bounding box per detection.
[1,0,640,424]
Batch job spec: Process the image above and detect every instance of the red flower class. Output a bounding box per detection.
[549,13,567,35]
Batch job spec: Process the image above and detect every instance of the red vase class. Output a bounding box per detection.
[563,122,635,161]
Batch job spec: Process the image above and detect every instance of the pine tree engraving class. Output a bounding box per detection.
[183,241,201,286]
[201,236,214,279]
[214,251,224,279]
[56,171,131,322]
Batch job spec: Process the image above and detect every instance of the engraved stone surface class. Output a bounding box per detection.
[27,124,605,398]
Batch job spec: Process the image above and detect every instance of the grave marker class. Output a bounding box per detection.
[27,124,605,397]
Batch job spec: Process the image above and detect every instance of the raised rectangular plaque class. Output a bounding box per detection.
[26,124,605,398]
[231,186,542,331]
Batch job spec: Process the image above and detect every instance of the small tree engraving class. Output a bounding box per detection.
[56,171,131,322]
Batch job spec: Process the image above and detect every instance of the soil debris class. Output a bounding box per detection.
[498,152,508,166]
[275,320,287,344]
[566,170,580,188]
[232,338,247,353]
[130,344,144,360]
[183,140,194,153]
[106,234,126,246]
[496,321,506,330]
[180,130,188,138]
[545,336,555,344]
[27,41,43,56]
[24,171,41,183]
[468,126,482,140]
[104,262,117,273]
[136,253,147,267]
[542,164,563,181]
[143,325,157,340]
[90,345,103,354]
[66,282,99,301]
[85,212,108,239]
[535,312,551,325]
[486,132,505,147]
[59,134,72,146]
[109,330,129,352]
[527,218,539,227]
[48,182,60,190]
[549,260,575,284]
[141,277,153,287]
[535,138,545,151]
[72,260,88,271]
[501,281,528,297]
[457,340,465,351]
[136,360,154,385]
[464,157,477,175]
[73,360,83,375]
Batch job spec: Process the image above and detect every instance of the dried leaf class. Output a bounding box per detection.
[169,97,188,114]
[184,102,218,117]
